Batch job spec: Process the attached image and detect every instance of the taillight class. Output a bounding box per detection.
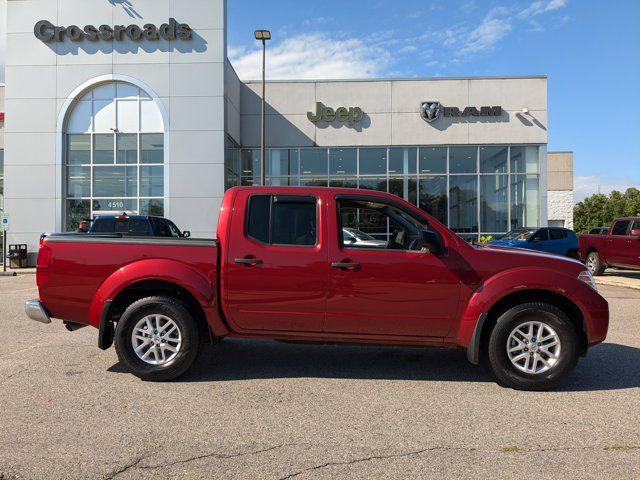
[36,244,52,287]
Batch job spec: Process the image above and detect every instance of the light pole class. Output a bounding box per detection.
[254,29,271,186]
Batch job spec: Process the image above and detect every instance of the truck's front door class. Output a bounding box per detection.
[224,191,327,333]
[325,195,461,338]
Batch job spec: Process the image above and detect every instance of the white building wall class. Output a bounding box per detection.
[0,84,4,150]
[241,77,548,147]
[225,61,241,145]
[547,190,574,229]
[4,0,227,263]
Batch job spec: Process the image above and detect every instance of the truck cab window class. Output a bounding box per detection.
[611,220,630,236]
[246,195,317,246]
[339,199,427,251]
[91,217,114,233]
[549,229,564,240]
[114,219,149,236]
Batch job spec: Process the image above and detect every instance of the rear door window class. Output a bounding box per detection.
[611,220,630,236]
[115,219,150,235]
[549,229,564,240]
[246,195,317,246]
[91,218,115,233]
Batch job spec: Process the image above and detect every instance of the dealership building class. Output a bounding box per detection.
[0,0,573,264]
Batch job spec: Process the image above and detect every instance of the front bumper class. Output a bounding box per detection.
[25,300,51,324]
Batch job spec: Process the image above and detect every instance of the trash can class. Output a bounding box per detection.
[7,244,28,269]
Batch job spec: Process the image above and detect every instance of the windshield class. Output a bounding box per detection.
[500,228,536,241]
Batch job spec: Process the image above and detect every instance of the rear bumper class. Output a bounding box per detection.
[25,300,51,324]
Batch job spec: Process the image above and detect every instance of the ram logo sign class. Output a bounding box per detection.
[421,101,503,124]
[421,101,441,123]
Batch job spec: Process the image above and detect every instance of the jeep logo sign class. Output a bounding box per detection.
[34,18,192,43]
[307,103,364,126]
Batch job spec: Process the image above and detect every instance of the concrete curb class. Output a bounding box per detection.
[596,276,640,291]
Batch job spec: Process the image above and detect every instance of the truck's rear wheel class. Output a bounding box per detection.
[487,303,579,391]
[114,296,200,381]
[586,251,605,276]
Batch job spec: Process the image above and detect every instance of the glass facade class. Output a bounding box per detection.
[226,145,541,240]
[63,82,165,231]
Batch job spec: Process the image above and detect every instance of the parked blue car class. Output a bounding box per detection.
[488,227,579,258]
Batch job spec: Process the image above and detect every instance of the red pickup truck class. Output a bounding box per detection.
[580,217,640,275]
[26,187,609,391]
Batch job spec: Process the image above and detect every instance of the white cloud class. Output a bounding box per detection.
[399,44,418,54]
[574,175,639,203]
[229,33,392,80]
[518,0,568,19]
[458,8,512,55]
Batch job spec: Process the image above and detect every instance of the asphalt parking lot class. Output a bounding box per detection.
[1,274,638,479]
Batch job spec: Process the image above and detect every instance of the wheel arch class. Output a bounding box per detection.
[471,289,588,364]
[90,259,224,350]
[100,280,213,350]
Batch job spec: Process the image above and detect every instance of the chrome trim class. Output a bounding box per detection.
[25,300,52,324]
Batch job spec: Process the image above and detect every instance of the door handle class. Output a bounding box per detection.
[235,258,263,266]
[331,261,360,270]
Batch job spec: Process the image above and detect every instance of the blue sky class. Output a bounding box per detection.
[0,1,637,201]
[228,0,640,201]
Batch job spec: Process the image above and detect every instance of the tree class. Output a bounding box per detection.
[573,188,640,234]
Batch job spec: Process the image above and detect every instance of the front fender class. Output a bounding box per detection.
[455,267,584,348]
[87,258,216,329]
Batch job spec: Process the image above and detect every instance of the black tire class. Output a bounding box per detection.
[566,249,579,260]
[586,251,605,276]
[114,296,200,381]
[487,302,580,391]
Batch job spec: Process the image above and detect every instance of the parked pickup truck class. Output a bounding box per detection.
[580,217,640,275]
[90,214,190,238]
[26,187,609,390]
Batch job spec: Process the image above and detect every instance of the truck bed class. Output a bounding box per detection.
[39,234,218,325]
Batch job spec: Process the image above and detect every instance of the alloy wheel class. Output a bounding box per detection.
[131,314,182,366]
[506,321,561,374]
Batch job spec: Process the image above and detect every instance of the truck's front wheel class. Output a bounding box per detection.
[487,303,580,391]
[114,296,200,381]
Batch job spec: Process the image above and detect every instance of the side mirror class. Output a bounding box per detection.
[631,228,640,237]
[183,230,191,238]
[420,230,443,253]
[347,237,356,244]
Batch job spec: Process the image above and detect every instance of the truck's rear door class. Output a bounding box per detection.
[224,190,327,332]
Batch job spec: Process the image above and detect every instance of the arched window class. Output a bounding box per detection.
[64,81,165,231]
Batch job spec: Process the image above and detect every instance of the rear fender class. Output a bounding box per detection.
[88,259,218,331]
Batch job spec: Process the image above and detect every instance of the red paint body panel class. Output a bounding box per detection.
[579,217,640,270]
[36,186,609,355]
[38,240,219,329]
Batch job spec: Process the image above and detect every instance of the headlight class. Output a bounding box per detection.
[578,270,597,291]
